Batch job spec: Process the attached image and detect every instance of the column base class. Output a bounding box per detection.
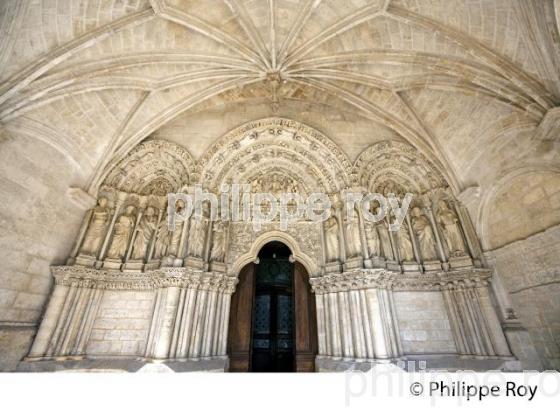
[209,261,227,273]
[449,255,473,269]
[423,260,442,272]
[122,259,144,271]
[344,257,363,270]
[74,254,97,267]
[185,257,206,270]
[102,258,123,270]
[324,261,342,274]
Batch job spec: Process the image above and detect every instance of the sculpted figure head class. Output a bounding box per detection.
[145,206,155,217]
[175,199,185,213]
[98,197,108,208]
[411,206,423,217]
[125,205,135,215]
[439,200,450,210]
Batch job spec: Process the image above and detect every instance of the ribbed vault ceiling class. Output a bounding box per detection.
[0,0,559,195]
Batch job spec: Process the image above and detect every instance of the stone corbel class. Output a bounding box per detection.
[67,187,97,210]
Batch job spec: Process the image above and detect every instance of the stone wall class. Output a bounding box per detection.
[0,131,86,370]
[487,224,560,370]
[393,291,456,355]
[485,172,560,249]
[87,290,155,357]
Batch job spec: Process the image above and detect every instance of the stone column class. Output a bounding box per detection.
[328,292,342,358]
[380,288,402,357]
[125,205,145,262]
[315,293,327,356]
[147,287,181,359]
[359,289,375,359]
[147,206,165,262]
[45,284,79,357]
[366,289,391,359]
[319,219,328,269]
[425,205,447,263]
[169,287,187,358]
[67,209,94,265]
[211,289,224,356]
[202,289,219,357]
[73,287,103,355]
[323,293,332,356]
[176,285,199,358]
[189,286,209,358]
[27,284,71,359]
[338,292,354,358]
[388,223,400,264]
[218,289,233,356]
[356,206,370,261]
[453,201,480,262]
[335,208,347,263]
[475,282,512,357]
[442,285,469,355]
[405,213,422,265]
[349,290,366,359]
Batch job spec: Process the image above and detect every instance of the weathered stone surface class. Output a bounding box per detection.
[0,0,558,372]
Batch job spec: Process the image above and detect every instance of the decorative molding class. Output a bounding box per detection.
[310,268,492,294]
[51,266,238,293]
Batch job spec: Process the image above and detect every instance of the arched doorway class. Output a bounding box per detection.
[227,241,318,372]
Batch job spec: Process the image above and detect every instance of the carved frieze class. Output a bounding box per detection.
[310,268,492,294]
[51,266,238,293]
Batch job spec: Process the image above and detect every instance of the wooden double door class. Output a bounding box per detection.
[227,244,318,372]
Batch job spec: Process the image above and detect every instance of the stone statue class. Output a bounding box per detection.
[370,202,392,260]
[345,208,362,258]
[107,205,135,260]
[324,214,339,262]
[167,199,186,256]
[210,220,227,262]
[396,219,414,262]
[188,207,209,258]
[154,215,171,259]
[411,207,438,260]
[131,206,157,260]
[365,222,380,257]
[378,220,394,260]
[437,200,466,256]
[80,197,110,256]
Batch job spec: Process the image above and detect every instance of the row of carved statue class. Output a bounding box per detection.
[71,193,228,270]
[322,197,477,271]
[70,186,478,273]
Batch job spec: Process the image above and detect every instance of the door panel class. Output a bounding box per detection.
[251,257,294,372]
[227,264,255,372]
[294,262,318,372]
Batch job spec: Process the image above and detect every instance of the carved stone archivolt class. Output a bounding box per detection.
[104,139,195,195]
[198,118,353,192]
[354,140,448,195]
